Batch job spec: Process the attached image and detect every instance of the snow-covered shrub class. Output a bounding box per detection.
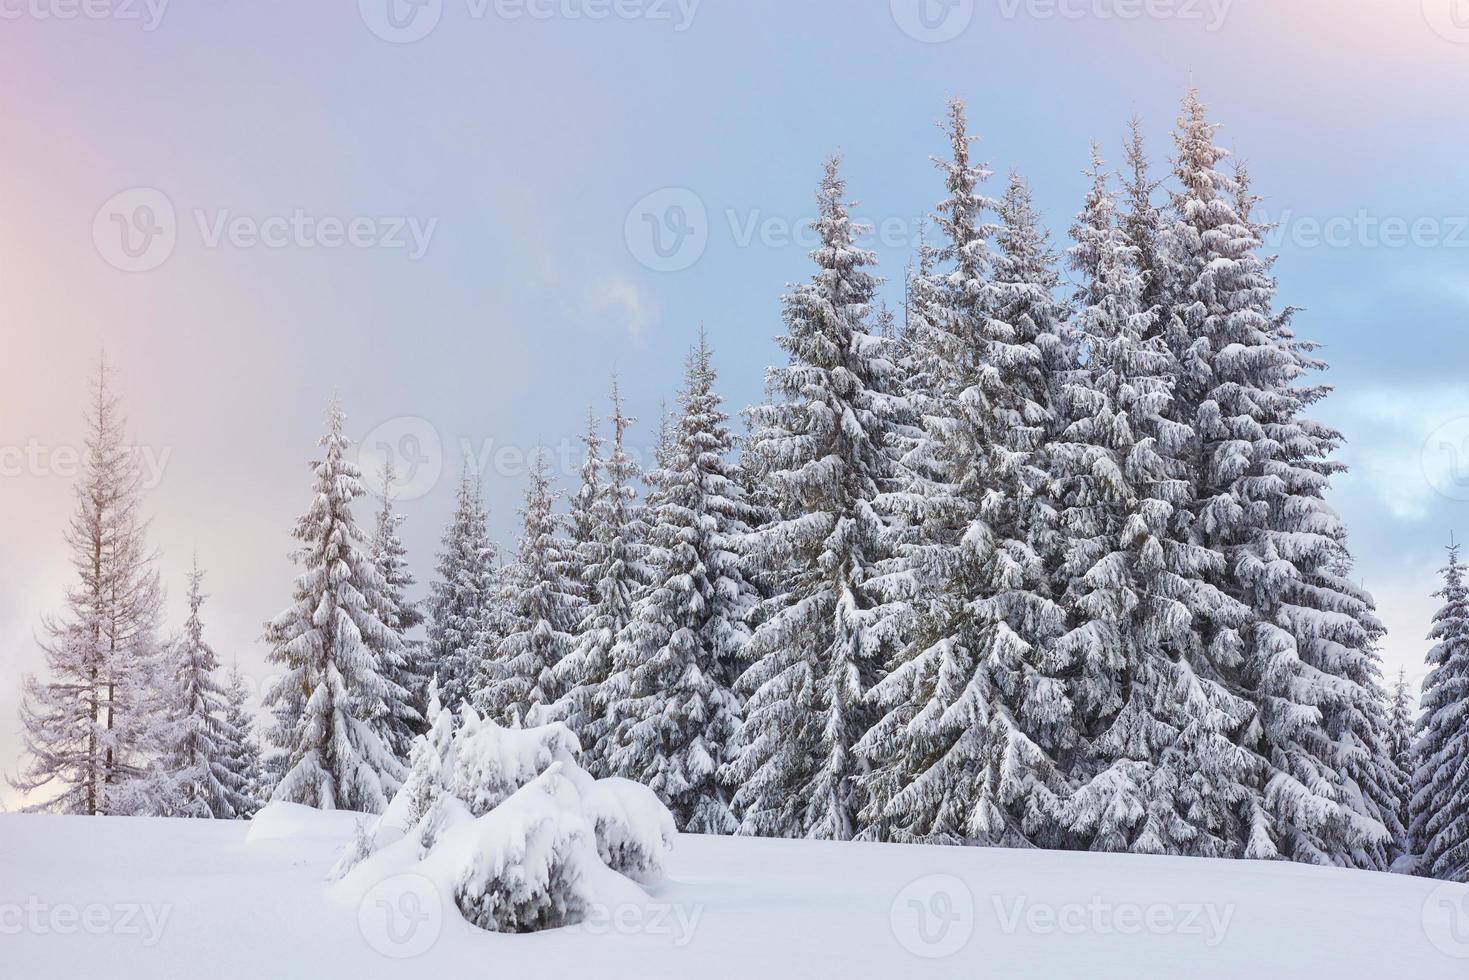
[580,776,676,884]
[328,706,676,935]
[328,818,376,882]
[449,707,582,816]
[449,766,604,933]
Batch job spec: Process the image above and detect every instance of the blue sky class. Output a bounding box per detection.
[3,0,1468,806]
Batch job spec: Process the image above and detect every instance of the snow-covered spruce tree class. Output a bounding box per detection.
[604,334,760,834]
[729,156,907,841]
[1385,667,1417,849]
[220,665,265,818]
[1120,116,1172,322]
[1168,90,1401,867]
[476,451,580,726]
[370,461,427,758]
[262,397,408,812]
[565,406,605,610]
[154,559,250,818]
[1047,146,1256,856]
[13,361,165,815]
[859,102,1070,848]
[1411,545,1469,882]
[553,382,652,773]
[425,469,500,714]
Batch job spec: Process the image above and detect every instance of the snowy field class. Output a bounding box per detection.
[4,809,1467,978]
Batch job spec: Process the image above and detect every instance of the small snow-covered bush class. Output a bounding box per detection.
[581,777,676,884]
[330,706,676,935]
[449,707,583,816]
[449,766,603,933]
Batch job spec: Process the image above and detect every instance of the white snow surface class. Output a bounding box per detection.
[4,809,1467,978]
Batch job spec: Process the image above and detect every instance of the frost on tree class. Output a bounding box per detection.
[221,665,266,818]
[1167,90,1401,867]
[370,461,427,759]
[860,102,1070,848]
[13,362,165,816]
[262,397,409,813]
[603,334,760,834]
[1411,545,1469,883]
[730,156,907,841]
[476,451,579,726]
[1044,146,1254,857]
[330,707,675,935]
[553,382,652,775]
[425,469,500,715]
[154,559,253,818]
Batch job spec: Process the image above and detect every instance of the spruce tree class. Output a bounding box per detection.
[12,362,164,815]
[425,469,499,713]
[1385,667,1416,852]
[370,462,426,758]
[605,334,760,833]
[553,382,652,772]
[1411,545,1469,882]
[729,156,906,841]
[860,102,1070,848]
[476,451,580,726]
[155,559,249,818]
[1049,146,1254,856]
[220,665,265,818]
[1168,89,1400,866]
[262,397,407,812]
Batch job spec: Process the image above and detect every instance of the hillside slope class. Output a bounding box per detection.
[2,809,1465,978]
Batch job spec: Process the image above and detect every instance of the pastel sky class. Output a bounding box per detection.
[3,0,1467,809]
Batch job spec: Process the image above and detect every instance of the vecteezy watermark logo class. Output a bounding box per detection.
[359,0,699,42]
[890,0,974,42]
[92,189,438,272]
[0,898,173,946]
[992,896,1234,946]
[0,440,172,488]
[890,874,975,959]
[581,902,704,946]
[1421,418,1469,502]
[93,188,177,273]
[0,0,169,30]
[359,0,443,43]
[1423,0,1469,43]
[358,873,443,959]
[1422,880,1469,959]
[624,188,708,272]
[359,416,444,502]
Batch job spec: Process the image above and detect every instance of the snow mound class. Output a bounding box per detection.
[246,801,365,844]
[332,703,674,934]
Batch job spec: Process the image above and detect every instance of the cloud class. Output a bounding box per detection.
[578,276,657,337]
[1331,383,1469,522]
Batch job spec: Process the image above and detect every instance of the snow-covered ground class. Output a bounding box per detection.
[3,809,1467,978]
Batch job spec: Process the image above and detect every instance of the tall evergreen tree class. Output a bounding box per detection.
[1411,545,1469,882]
[605,334,760,833]
[476,451,580,726]
[1120,116,1171,323]
[220,665,265,818]
[1168,89,1399,866]
[1386,667,1416,847]
[370,462,426,758]
[860,102,1070,848]
[1049,146,1251,856]
[553,382,652,771]
[13,362,164,815]
[729,156,906,841]
[262,397,406,812]
[154,559,249,818]
[425,469,499,713]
